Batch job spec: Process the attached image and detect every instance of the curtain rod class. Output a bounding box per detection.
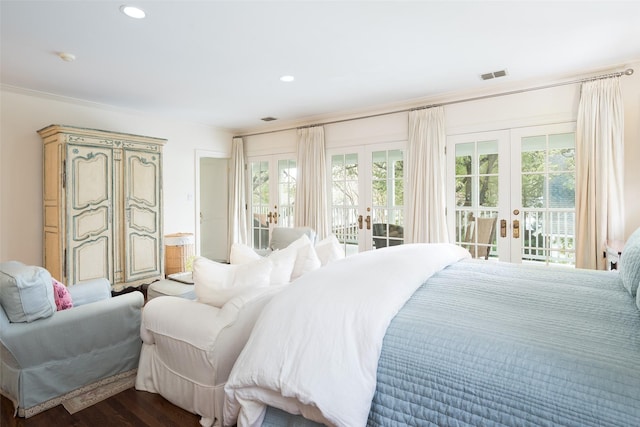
[236,68,634,138]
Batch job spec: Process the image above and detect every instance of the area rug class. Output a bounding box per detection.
[62,370,137,414]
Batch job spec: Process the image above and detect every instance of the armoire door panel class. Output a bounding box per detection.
[73,237,110,283]
[129,205,157,233]
[128,234,158,275]
[72,151,110,209]
[73,207,110,240]
[127,155,157,206]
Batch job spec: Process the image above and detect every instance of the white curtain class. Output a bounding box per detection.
[405,107,448,243]
[575,77,625,270]
[227,137,248,255]
[295,126,329,239]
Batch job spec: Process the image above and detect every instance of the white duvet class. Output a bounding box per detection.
[223,243,470,427]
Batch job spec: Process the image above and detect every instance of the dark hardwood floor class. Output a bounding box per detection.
[1,388,202,427]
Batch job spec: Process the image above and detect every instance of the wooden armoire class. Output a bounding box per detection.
[39,125,167,290]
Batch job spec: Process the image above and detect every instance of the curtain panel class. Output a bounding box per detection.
[295,126,329,239]
[575,77,625,270]
[405,107,449,244]
[227,137,248,255]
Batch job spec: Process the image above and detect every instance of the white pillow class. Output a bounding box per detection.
[229,243,297,285]
[315,235,345,266]
[288,234,321,281]
[193,256,271,307]
[267,245,298,285]
[230,243,261,265]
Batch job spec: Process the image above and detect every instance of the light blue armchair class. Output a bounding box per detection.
[0,261,144,418]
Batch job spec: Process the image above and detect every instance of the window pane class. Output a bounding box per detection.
[372,151,387,180]
[479,176,498,207]
[391,150,403,179]
[372,179,387,206]
[394,179,403,205]
[549,172,575,208]
[345,153,358,179]
[331,155,345,180]
[548,148,575,172]
[522,174,545,208]
[456,176,471,206]
[521,135,546,173]
[478,140,498,174]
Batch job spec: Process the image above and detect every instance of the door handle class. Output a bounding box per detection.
[513,219,520,239]
[357,215,363,230]
[500,219,507,238]
[365,215,371,230]
[273,206,278,224]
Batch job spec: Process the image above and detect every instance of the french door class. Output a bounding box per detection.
[328,143,404,255]
[447,123,576,265]
[248,155,296,250]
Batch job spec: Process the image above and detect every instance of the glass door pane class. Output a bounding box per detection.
[330,152,360,256]
[453,140,499,259]
[277,159,296,228]
[371,149,404,249]
[250,160,270,250]
[519,130,575,265]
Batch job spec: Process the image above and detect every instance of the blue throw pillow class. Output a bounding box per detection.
[619,227,640,298]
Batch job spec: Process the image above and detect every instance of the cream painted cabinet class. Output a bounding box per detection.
[39,125,167,290]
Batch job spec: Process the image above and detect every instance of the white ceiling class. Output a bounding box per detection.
[2,1,639,134]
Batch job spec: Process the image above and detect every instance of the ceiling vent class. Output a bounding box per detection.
[481,69,508,80]
[261,116,277,122]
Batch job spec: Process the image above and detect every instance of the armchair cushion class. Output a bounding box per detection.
[67,278,111,306]
[0,261,56,323]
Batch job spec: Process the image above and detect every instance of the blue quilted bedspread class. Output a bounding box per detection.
[263,260,640,426]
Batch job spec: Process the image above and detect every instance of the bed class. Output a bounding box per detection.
[223,241,640,427]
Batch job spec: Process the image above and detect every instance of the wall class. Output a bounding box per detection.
[2,61,638,266]
[0,87,232,265]
[244,60,640,239]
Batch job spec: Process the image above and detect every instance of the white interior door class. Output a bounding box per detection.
[195,150,229,262]
[447,123,576,265]
[248,154,296,249]
[199,157,228,262]
[328,143,404,255]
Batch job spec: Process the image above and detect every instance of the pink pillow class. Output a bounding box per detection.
[52,278,73,311]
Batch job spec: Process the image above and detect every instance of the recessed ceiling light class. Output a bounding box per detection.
[120,5,146,19]
[58,52,76,62]
[280,75,295,83]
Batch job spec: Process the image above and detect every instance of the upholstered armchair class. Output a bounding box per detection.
[255,226,317,256]
[0,261,144,417]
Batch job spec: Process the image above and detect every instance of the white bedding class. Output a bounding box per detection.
[223,243,470,427]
